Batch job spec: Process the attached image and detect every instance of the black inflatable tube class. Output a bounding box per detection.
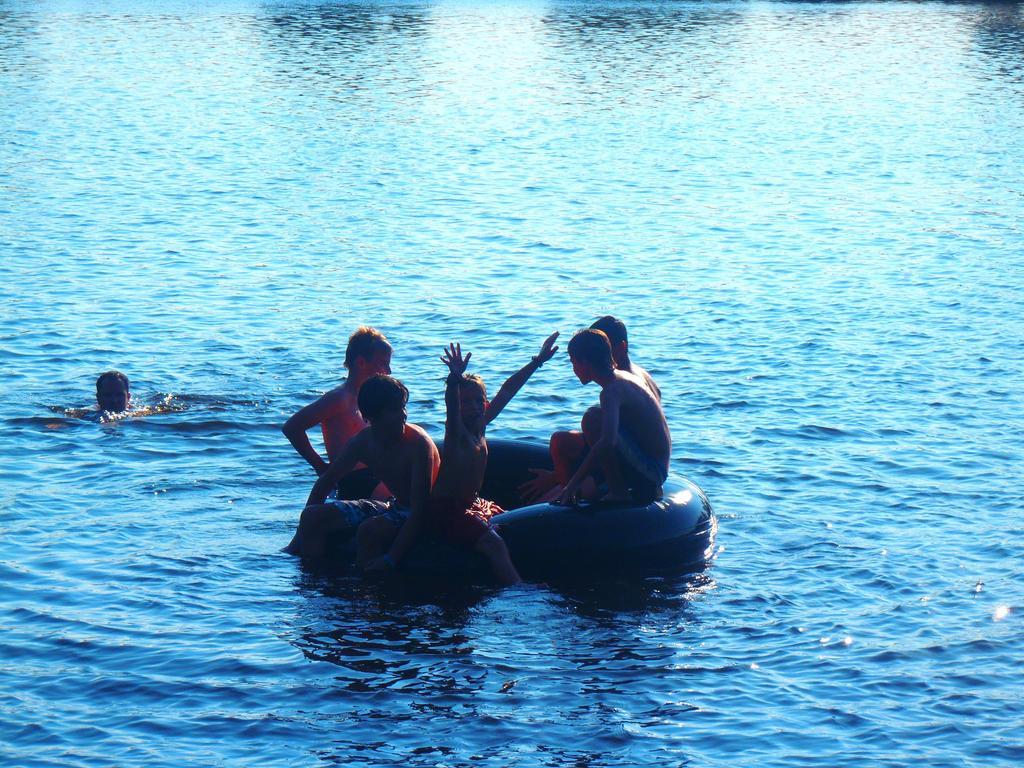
[329,439,717,583]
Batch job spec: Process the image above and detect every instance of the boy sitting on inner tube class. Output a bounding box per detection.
[367,334,559,585]
[555,329,671,505]
[519,316,661,503]
[285,375,440,564]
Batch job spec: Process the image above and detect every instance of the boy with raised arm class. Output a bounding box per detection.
[369,334,559,584]
[285,374,439,562]
[555,329,671,506]
[282,326,393,499]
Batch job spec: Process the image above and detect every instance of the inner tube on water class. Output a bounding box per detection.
[329,438,717,583]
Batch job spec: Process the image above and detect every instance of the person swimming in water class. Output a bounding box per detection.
[96,370,131,414]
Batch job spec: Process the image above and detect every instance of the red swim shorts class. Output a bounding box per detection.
[427,496,504,548]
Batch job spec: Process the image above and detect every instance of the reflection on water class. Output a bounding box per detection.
[969,2,1024,81]
[2,1,1024,766]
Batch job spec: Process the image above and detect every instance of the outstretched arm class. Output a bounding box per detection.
[441,342,471,441]
[383,441,434,566]
[485,332,559,425]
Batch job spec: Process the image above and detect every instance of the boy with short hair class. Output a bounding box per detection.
[369,333,559,584]
[96,371,131,413]
[282,326,393,498]
[555,329,670,505]
[285,374,440,562]
[520,316,661,503]
[589,315,661,402]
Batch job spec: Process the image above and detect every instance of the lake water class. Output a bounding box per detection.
[2,1,1023,765]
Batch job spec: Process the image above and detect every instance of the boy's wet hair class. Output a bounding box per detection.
[590,316,627,347]
[96,370,130,394]
[357,374,409,421]
[344,326,392,370]
[568,329,615,375]
[458,373,487,399]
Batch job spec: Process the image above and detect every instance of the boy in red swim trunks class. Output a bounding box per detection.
[372,333,559,585]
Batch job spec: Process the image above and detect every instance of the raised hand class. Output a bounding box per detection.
[534,331,560,365]
[441,342,471,376]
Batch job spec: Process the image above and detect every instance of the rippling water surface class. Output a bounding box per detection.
[2,1,1023,766]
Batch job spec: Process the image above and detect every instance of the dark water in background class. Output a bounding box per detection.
[2,1,1023,765]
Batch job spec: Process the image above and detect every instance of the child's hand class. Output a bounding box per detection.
[534,332,560,365]
[518,467,558,503]
[441,342,471,376]
[553,482,580,507]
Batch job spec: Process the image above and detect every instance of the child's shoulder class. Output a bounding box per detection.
[611,368,644,388]
[404,422,438,447]
[319,382,358,406]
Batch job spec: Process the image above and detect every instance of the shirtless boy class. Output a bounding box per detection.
[554,329,670,505]
[96,371,131,413]
[284,374,440,562]
[520,316,661,502]
[590,315,660,401]
[369,333,559,584]
[282,326,393,498]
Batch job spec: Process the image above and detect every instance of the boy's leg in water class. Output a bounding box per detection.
[475,529,521,586]
[355,516,399,568]
[285,504,345,559]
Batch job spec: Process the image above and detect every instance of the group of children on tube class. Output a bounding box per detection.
[94,317,670,586]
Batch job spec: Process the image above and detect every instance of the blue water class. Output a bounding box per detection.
[2,1,1023,765]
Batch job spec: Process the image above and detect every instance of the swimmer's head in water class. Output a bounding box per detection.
[96,370,131,413]
[568,329,615,383]
[345,327,393,378]
[358,374,409,439]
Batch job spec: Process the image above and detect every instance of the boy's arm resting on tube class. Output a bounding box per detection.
[555,387,620,505]
[382,441,433,566]
[485,332,559,425]
[304,437,361,507]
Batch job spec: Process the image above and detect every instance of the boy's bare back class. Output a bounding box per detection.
[601,369,671,470]
[315,385,368,460]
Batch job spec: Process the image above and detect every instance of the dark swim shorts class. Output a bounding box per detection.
[325,498,408,528]
[336,467,381,500]
[427,496,504,548]
[616,429,669,503]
